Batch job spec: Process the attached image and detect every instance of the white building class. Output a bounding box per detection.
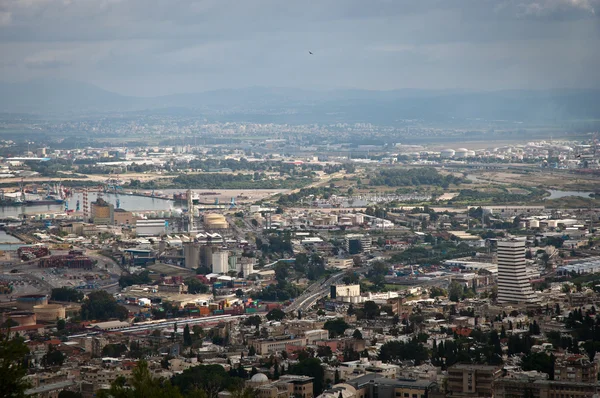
[211,251,229,274]
[330,284,360,300]
[135,219,167,237]
[497,239,539,304]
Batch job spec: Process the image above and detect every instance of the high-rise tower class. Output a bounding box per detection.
[497,239,539,304]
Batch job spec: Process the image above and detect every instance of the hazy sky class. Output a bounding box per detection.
[1,0,599,96]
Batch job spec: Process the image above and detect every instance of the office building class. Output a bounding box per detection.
[497,239,539,304]
[447,364,502,398]
[494,377,599,398]
[345,234,372,254]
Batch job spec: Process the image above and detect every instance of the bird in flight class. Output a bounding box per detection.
[309,51,313,55]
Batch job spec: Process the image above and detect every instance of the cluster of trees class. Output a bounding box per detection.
[293,253,326,281]
[171,173,309,190]
[370,167,463,188]
[289,357,325,396]
[378,338,429,365]
[50,287,84,302]
[252,262,302,301]
[448,281,477,302]
[276,186,337,205]
[185,278,209,294]
[390,242,472,265]
[0,328,31,396]
[256,233,293,256]
[119,271,152,288]
[324,318,350,338]
[170,364,246,398]
[81,290,129,321]
[455,187,545,204]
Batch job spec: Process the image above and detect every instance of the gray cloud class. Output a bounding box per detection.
[0,0,598,95]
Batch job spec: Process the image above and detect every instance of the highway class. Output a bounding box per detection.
[284,271,347,314]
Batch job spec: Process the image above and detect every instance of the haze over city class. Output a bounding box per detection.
[3,2,600,398]
[1,0,600,96]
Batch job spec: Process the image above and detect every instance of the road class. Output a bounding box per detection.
[284,271,347,314]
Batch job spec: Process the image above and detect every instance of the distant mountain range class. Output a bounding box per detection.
[1,78,600,124]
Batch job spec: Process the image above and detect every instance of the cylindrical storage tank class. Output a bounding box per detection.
[2,311,37,326]
[455,148,469,159]
[33,304,66,322]
[547,220,558,228]
[440,148,455,158]
[16,294,48,310]
[529,220,540,228]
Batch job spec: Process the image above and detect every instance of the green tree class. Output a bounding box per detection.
[185,278,209,294]
[171,364,244,398]
[352,329,363,340]
[324,318,350,338]
[266,309,285,322]
[98,360,183,398]
[183,324,192,347]
[448,282,463,302]
[57,319,66,331]
[42,345,65,367]
[363,301,379,319]
[290,358,325,396]
[51,287,84,302]
[0,328,31,398]
[81,290,129,321]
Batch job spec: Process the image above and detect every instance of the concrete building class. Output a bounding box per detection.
[91,198,114,225]
[479,206,545,217]
[494,377,599,398]
[330,284,361,300]
[554,354,599,383]
[328,258,354,270]
[135,219,167,237]
[497,239,539,304]
[211,251,229,274]
[446,364,502,398]
[183,242,200,269]
[345,234,372,254]
[113,208,135,226]
[346,374,441,398]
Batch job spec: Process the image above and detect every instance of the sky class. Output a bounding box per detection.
[1,0,599,96]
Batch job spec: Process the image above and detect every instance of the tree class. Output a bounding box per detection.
[352,329,363,340]
[81,290,129,321]
[448,282,463,302]
[57,319,66,331]
[363,301,379,319]
[51,287,84,302]
[42,344,65,367]
[324,318,350,338]
[248,346,256,356]
[185,278,209,294]
[98,360,183,398]
[266,309,285,322]
[290,358,325,396]
[183,324,192,347]
[244,315,262,329]
[0,328,31,398]
[102,343,128,358]
[378,339,429,365]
